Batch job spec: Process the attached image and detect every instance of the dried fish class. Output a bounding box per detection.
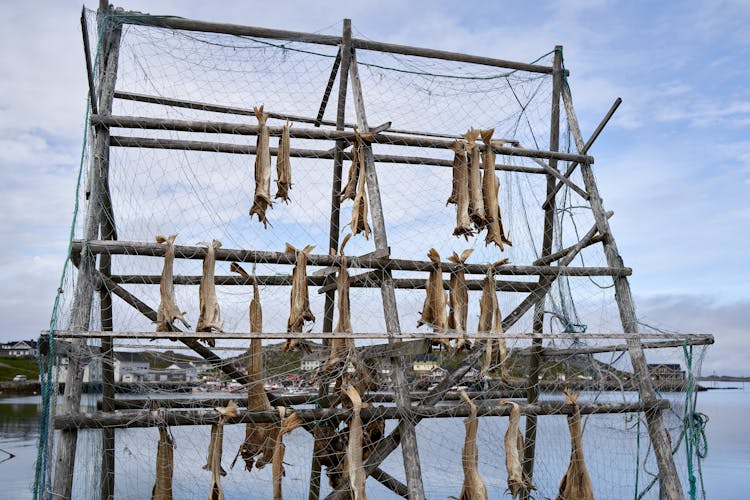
[459,390,488,500]
[155,235,190,333]
[230,263,277,472]
[478,261,510,382]
[451,140,474,238]
[341,132,371,239]
[480,129,512,250]
[417,248,451,350]
[205,401,239,500]
[196,240,223,346]
[272,407,303,500]
[314,423,347,490]
[557,391,594,500]
[340,133,361,202]
[283,243,316,352]
[448,249,473,351]
[465,129,485,229]
[275,121,292,203]
[322,234,355,373]
[501,400,534,498]
[250,105,273,227]
[151,405,174,500]
[344,385,367,500]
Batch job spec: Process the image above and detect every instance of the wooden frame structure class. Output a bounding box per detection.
[43,3,713,499]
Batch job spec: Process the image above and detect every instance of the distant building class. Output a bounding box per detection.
[301,352,327,371]
[647,363,685,383]
[164,362,199,381]
[412,354,438,373]
[50,342,102,383]
[0,340,39,359]
[113,352,150,383]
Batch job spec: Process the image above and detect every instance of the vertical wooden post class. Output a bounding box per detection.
[309,20,353,500]
[522,45,562,494]
[561,84,685,499]
[349,47,426,499]
[52,7,122,499]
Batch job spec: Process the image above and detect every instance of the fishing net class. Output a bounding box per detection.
[36,8,710,500]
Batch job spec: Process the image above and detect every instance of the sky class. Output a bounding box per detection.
[0,0,748,375]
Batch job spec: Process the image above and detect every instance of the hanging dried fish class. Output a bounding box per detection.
[465,129,485,229]
[205,401,239,500]
[314,423,347,490]
[272,407,303,500]
[229,263,277,472]
[451,140,474,239]
[250,105,273,227]
[557,391,594,500]
[151,404,174,500]
[417,248,451,350]
[155,235,190,332]
[448,249,473,351]
[480,129,512,250]
[275,121,292,203]
[478,261,510,382]
[197,240,223,346]
[322,234,355,373]
[283,243,316,352]
[340,132,361,202]
[459,390,488,500]
[501,400,534,498]
[344,385,367,500]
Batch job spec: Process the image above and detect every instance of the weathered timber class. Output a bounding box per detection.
[532,213,611,266]
[115,12,554,74]
[348,41,426,499]
[99,389,528,411]
[111,135,547,173]
[563,85,684,499]
[71,239,632,277]
[80,8,97,115]
[542,97,621,209]
[523,47,562,494]
[113,90,519,144]
[55,400,670,431]
[537,336,715,357]
[52,13,121,499]
[314,46,342,127]
[94,115,592,164]
[49,330,711,341]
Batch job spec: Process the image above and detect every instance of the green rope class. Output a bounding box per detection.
[682,342,708,500]
[633,406,641,500]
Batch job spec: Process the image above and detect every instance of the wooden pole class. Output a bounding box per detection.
[55,400,669,431]
[52,8,121,499]
[70,239,633,277]
[522,46,562,496]
[349,45,426,499]
[561,84,685,499]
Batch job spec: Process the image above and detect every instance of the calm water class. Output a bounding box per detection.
[2,385,748,499]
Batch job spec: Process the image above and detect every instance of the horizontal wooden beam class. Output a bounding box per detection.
[55,399,669,430]
[71,240,632,277]
[96,115,587,163]
[114,13,554,74]
[110,135,546,173]
[113,91,512,144]
[47,330,712,341]
[537,335,715,357]
[98,389,528,411]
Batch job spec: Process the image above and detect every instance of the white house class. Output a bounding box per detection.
[113,352,150,383]
[165,362,199,381]
[301,352,326,371]
[412,354,438,373]
[51,342,102,383]
[1,340,39,358]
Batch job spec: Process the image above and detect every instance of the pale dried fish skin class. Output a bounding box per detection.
[284,243,316,352]
[459,390,488,500]
[344,385,367,500]
[465,129,485,229]
[250,105,273,227]
[155,235,190,333]
[557,391,594,500]
[322,234,355,373]
[151,418,174,500]
[274,121,292,203]
[480,129,512,250]
[448,249,473,351]
[417,248,451,350]
[205,401,239,500]
[196,240,223,346]
[272,407,303,500]
[451,140,474,238]
[502,400,534,497]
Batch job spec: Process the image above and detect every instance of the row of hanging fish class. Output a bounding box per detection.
[457,390,594,500]
[448,128,512,250]
[418,248,510,380]
[249,105,293,228]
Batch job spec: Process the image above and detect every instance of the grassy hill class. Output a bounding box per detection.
[0,357,38,382]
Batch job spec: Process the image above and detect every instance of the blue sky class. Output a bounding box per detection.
[0,0,748,374]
